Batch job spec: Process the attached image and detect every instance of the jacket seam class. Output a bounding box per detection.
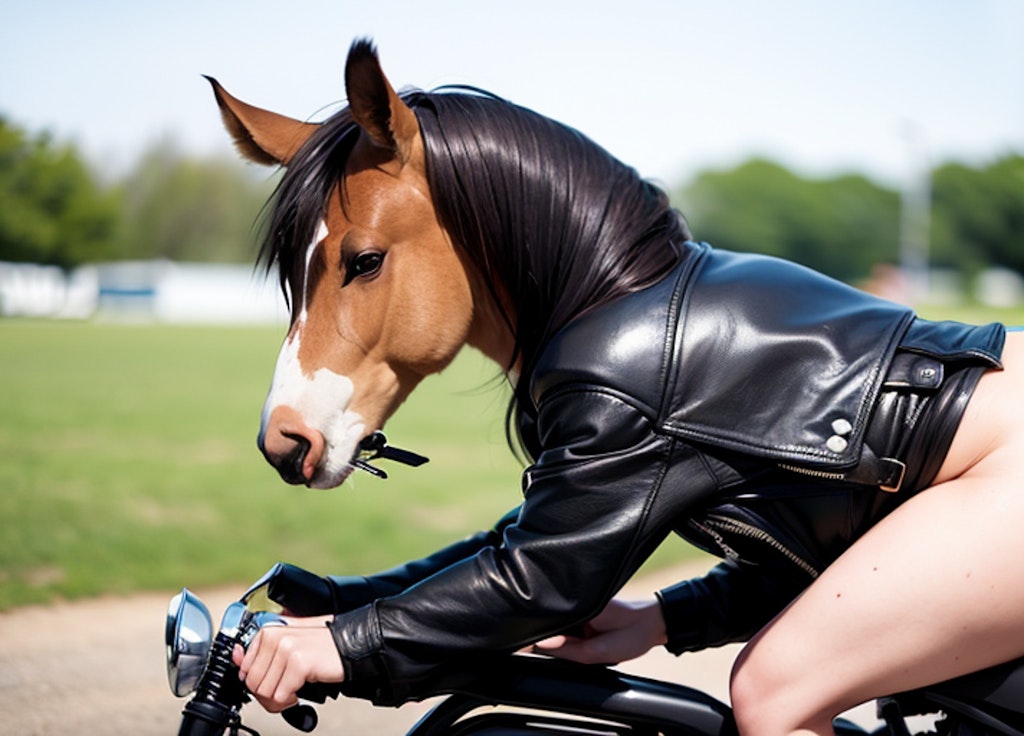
[599,435,679,614]
[537,383,660,425]
[658,242,708,424]
[659,423,852,464]
[693,445,726,491]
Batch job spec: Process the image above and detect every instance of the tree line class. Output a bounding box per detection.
[675,156,1024,284]
[0,117,274,270]
[1,116,1021,284]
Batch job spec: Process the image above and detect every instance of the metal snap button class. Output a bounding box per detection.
[831,418,853,436]
[826,435,849,453]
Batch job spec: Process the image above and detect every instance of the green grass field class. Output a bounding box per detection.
[2,302,1020,610]
[0,320,539,609]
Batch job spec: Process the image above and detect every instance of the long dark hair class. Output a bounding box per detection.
[260,86,690,446]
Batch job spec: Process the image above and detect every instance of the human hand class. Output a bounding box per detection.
[532,598,667,666]
[232,615,344,713]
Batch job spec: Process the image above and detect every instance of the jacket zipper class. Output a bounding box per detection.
[778,462,846,482]
[694,515,820,579]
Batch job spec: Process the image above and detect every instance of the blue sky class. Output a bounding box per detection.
[2,0,1022,187]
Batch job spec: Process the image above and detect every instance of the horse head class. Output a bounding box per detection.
[209,41,511,488]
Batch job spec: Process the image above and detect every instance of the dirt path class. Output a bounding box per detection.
[0,565,874,735]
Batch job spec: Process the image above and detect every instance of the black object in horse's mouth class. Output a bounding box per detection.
[352,431,430,479]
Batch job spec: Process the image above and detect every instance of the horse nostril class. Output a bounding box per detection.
[258,405,323,485]
[280,434,311,487]
[276,433,312,485]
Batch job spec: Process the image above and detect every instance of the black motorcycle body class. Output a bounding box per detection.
[165,583,1024,736]
[406,655,1024,736]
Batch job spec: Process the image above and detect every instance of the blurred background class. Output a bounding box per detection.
[2,0,1023,611]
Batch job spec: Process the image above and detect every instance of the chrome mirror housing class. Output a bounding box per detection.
[165,588,213,697]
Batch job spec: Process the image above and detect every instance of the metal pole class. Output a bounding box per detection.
[899,122,932,305]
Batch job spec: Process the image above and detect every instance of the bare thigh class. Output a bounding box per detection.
[731,331,1024,728]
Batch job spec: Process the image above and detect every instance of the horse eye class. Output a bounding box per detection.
[345,251,384,284]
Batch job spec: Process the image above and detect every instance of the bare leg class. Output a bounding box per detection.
[729,332,1024,736]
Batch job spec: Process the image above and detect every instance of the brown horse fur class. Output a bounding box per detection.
[209,38,686,487]
[208,41,512,487]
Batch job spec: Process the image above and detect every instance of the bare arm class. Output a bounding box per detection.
[532,597,667,665]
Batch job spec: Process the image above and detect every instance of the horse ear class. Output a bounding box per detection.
[205,76,319,166]
[344,39,418,165]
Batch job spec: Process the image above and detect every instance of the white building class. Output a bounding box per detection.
[0,260,288,324]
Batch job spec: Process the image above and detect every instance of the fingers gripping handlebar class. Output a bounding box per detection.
[167,589,343,736]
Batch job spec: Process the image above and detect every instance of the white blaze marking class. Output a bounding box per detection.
[297,220,328,320]
[260,219,366,488]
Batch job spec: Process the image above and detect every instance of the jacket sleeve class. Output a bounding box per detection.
[656,559,809,653]
[325,505,522,609]
[329,388,718,705]
[256,507,522,617]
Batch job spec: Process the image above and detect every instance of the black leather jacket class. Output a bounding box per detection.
[317,242,1003,705]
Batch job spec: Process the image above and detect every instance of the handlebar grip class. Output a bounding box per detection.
[278,683,343,733]
[295,681,344,704]
[177,700,235,736]
[282,703,319,732]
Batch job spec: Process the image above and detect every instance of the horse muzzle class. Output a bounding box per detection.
[258,404,429,486]
[257,406,327,485]
[259,431,314,485]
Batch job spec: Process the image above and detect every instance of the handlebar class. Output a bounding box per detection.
[167,590,342,736]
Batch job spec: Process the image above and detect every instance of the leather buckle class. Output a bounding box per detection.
[879,458,906,493]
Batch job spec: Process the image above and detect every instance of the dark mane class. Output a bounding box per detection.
[258,107,360,307]
[260,86,690,446]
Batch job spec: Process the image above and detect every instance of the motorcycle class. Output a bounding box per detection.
[166,569,1024,736]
